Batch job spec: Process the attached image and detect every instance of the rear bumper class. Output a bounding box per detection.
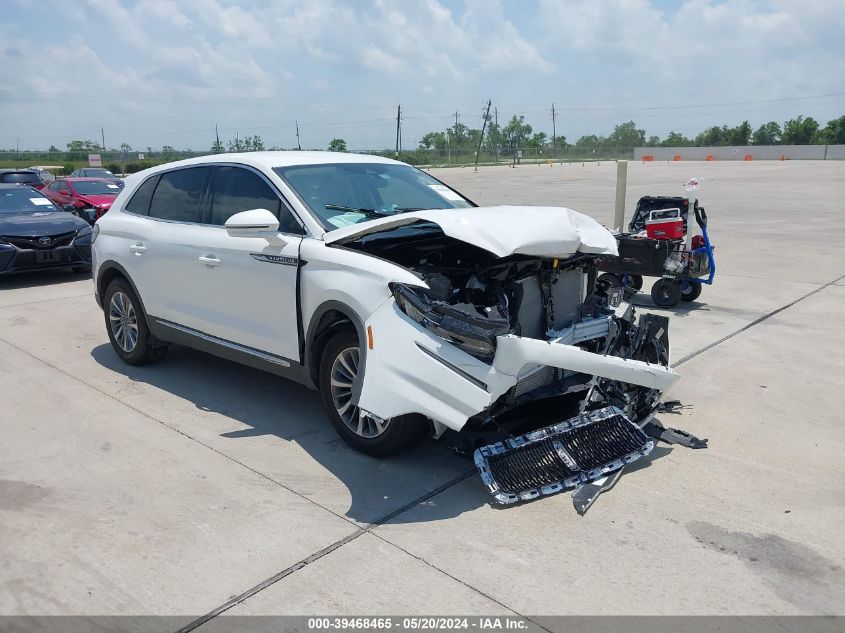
[0,242,92,274]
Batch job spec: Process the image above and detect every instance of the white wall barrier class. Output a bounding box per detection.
[634,145,845,161]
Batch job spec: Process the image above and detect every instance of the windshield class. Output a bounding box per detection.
[72,180,121,195]
[0,188,58,214]
[87,168,116,178]
[274,162,472,229]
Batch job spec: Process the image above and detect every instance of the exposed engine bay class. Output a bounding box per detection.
[345,221,670,428]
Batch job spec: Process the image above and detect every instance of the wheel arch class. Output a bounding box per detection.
[305,300,367,392]
[96,261,150,321]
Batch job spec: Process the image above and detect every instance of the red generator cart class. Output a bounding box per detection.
[598,196,715,308]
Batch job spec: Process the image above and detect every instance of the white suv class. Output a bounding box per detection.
[93,152,677,457]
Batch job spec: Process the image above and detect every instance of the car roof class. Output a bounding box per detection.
[0,168,38,174]
[140,151,403,174]
[61,177,114,182]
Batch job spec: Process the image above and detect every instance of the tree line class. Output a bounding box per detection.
[415,114,845,153]
[9,113,843,163]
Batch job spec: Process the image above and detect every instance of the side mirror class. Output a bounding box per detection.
[59,189,70,195]
[63,204,76,213]
[225,208,281,239]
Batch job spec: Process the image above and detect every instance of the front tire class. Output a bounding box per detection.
[318,329,424,456]
[103,278,168,365]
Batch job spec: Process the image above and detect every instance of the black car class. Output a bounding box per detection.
[69,167,124,188]
[0,185,93,275]
[0,169,47,189]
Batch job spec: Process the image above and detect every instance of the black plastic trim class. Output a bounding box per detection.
[304,299,367,393]
[148,317,310,386]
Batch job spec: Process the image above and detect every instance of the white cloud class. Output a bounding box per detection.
[0,0,842,150]
[362,45,404,74]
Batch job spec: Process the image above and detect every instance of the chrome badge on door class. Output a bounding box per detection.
[250,253,298,266]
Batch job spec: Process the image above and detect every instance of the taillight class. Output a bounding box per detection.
[91,224,100,243]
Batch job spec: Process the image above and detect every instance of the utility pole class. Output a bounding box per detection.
[15,138,19,168]
[215,125,221,153]
[395,104,401,159]
[101,127,106,152]
[494,107,499,163]
[455,111,459,129]
[551,102,557,151]
[475,100,492,172]
[296,121,301,150]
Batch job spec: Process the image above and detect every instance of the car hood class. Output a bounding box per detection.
[0,211,88,237]
[323,205,618,258]
[78,194,116,208]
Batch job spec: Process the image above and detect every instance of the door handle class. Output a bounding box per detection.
[129,244,146,254]
[198,255,221,267]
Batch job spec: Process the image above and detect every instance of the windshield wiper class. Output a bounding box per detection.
[325,204,389,217]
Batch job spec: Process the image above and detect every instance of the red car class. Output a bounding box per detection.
[42,178,121,225]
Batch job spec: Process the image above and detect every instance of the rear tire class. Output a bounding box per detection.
[318,329,425,456]
[651,278,681,307]
[103,278,168,365]
[597,272,622,288]
[626,274,644,291]
[680,281,703,302]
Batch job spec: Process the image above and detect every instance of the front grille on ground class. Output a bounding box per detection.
[474,407,653,504]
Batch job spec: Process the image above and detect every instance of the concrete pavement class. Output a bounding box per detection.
[0,161,842,623]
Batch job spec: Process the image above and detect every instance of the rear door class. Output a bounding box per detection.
[128,166,214,325]
[178,165,305,361]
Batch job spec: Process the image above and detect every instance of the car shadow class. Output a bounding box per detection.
[90,342,681,524]
[90,343,486,525]
[0,268,90,290]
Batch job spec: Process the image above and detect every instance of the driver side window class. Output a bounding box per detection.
[210,166,304,234]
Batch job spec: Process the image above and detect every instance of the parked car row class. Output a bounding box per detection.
[0,167,124,190]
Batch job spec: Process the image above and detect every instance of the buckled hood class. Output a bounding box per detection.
[323,205,618,258]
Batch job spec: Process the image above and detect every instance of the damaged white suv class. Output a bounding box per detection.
[93,152,678,463]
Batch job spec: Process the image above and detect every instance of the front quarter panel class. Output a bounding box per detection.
[299,239,425,336]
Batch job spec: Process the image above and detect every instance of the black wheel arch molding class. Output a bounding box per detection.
[304,299,369,396]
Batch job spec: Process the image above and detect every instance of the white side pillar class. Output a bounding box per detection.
[613,160,628,232]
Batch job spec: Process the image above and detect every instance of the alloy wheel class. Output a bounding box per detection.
[109,291,139,353]
[329,346,389,438]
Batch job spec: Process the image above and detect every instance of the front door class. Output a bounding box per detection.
[177,165,306,362]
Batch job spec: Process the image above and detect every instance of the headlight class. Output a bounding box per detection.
[391,283,508,361]
[76,225,92,238]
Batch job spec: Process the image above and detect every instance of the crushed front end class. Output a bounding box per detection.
[340,219,682,507]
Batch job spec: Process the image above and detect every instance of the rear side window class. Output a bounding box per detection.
[148,167,211,223]
[124,175,159,215]
[210,166,303,234]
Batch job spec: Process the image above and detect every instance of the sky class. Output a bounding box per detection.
[1,0,844,152]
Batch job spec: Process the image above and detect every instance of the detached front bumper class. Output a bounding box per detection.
[356,298,678,432]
